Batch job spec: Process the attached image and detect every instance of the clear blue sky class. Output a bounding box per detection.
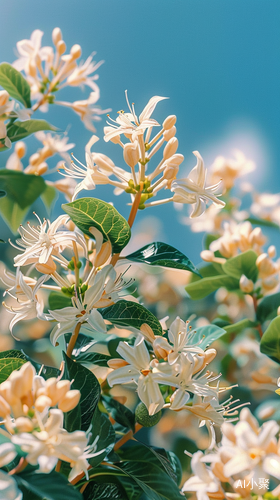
[0,0,279,262]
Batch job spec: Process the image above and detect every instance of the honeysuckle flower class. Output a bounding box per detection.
[182,451,223,500]
[210,150,255,190]
[104,92,167,142]
[13,29,44,73]
[107,335,167,415]
[0,471,22,500]
[56,91,110,132]
[66,53,104,91]
[13,214,86,267]
[171,151,225,218]
[35,131,75,158]
[251,192,280,226]
[5,141,26,171]
[3,272,47,332]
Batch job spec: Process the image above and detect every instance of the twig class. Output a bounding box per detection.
[66,323,81,357]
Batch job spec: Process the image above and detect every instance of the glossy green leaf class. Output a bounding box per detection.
[246,216,279,229]
[16,470,82,500]
[223,319,259,335]
[63,352,101,431]
[48,291,72,310]
[125,242,201,276]
[102,395,135,431]
[88,407,115,468]
[222,250,259,282]
[76,351,112,366]
[6,119,56,144]
[0,357,26,383]
[41,184,57,214]
[257,293,280,323]
[188,324,226,349]
[185,275,239,300]
[260,316,280,364]
[83,482,127,500]
[101,300,162,336]
[62,198,131,253]
[0,195,28,233]
[0,170,46,209]
[0,63,31,107]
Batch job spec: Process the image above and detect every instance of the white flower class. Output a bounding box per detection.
[56,91,110,132]
[66,53,104,91]
[13,214,86,267]
[107,335,167,415]
[13,29,44,73]
[171,151,225,218]
[0,471,22,500]
[211,150,255,190]
[104,92,167,142]
[35,131,75,158]
[47,265,118,345]
[182,451,222,500]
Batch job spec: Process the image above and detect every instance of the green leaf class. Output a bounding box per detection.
[0,357,26,383]
[0,195,28,232]
[101,300,163,336]
[125,242,201,277]
[185,275,239,300]
[41,184,57,214]
[0,170,46,209]
[88,407,115,468]
[188,324,226,349]
[246,216,279,229]
[223,319,259,335]
[16,470,82,500]
[257,293,280,323]
[6,119,56,144]
[76,351,112,367]
[62,198,131,253]
[63,352,101,431]
[102,395,135,431]
[222,250,259,282]
[49,291,72,310]
[83,482,127,500]
[0,63,31,108]
[0,349,27,360]
[260,316,280,363]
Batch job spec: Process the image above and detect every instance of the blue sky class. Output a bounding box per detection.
[0,0,279,261]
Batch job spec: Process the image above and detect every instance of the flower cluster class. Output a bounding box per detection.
[107,317,239,430]
[183,408,280,498]
[0,361,101,480]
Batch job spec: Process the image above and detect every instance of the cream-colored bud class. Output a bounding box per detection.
[239,274,254,293]
[52,27,62,46]
[51,380,71,406]
[19,362,36,393]
[70,44,82,59]
[29,153,40,166]
[45,378,57,401]
[15,142,26,159]
[163,164,179,181]
[204,348,217,364]
[0,381,15,406]
[92,153,115,173]
[95,241,112,267]
[140,324,156,343]
[268,245,276,258]
[0,90,9,106]
[0,395,10,418]
[35,395,52,412]
[249,227,266,247]
[256,253,275,276]
[15,417,34,433]
[200,250,214,262]
[58,390,81,412]
[163,137,178,160]
[193,355,206,374]
[10,371,26,399]
[262,275,279,291]
[33,375,45,395]
[57,40,66,56]
[163,115,177,130]
[123,142,139,168]
[36,257,57,275]
[37,162,48,176]
[221,423,236,444]
[165,153,184,166]
[107,359,129,369]
[257,406,276,420]
[163,126,176,141]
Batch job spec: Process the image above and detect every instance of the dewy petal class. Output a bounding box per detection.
[139,96,168,123]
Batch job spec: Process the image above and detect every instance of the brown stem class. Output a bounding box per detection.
[9,457,28,475]
[110,184,144,268]
[252,295,263,338]
[55,459,61,472]
[66,323,81,358]
[113,422,142,451]
[80,482,89,494]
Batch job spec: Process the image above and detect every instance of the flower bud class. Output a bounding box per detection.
[0,395,10,418]
[165,153,184,166]
[256,253,275,276]
[153,337,170,360]
[163,115,177,130]
[140,323,156,344]
[262,275,279,291]
[0,90,9,107]
[107,359,129,369]
[51,380,71,406]
[14,417,34,433]
[57,40,66,56]
[200,250,214,262]
[163,163,179,181]
[239,274,254,293]
[95,241,112,267]
[35,395,52,412]
[0,381,15,406]
[268,245,276,258]
[92,153,115,173]
[52,27,62,46]
[123,142,139,168]
[204,348,217,364]
[163,137,178,160]
[15,141,26,159]
[248,227,266,247]
[163,126,176,141]
[257,405,276,420]
[58,390,80,412]
[29,153,40,166]
[33,375,45,395]
[70,44,82,59]
[36,257,57,275]
[45,378,58,401]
